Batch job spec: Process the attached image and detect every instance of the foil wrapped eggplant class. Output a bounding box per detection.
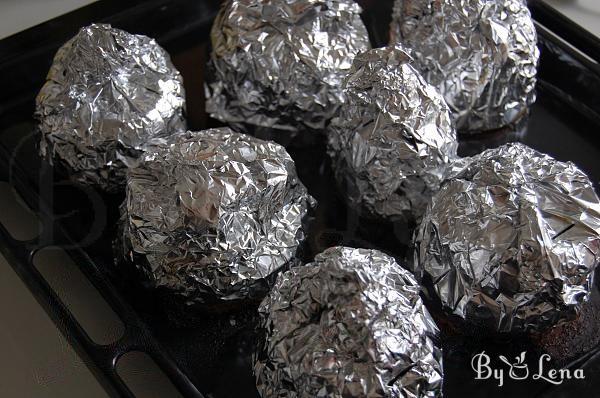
[414,143,600,333]
[36,24,186,192]
[205,0,371,133]
[390,0,539,133]
[119,128,314,305]
[328,46,458,223]
[255,246,443,398]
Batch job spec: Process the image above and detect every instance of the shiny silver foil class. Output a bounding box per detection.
[255,246,443,397]
[205,0,371,132]
[414,143,600,333]
[36,24,186,192]
[328,46,458,222]
[390,0,539,133]
[120,128,314,304]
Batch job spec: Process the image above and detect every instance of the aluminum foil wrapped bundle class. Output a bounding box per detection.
[205,0,371,133]
[120,128,314,305]
[36,23,186,192]
[390,0,539,133]
[414,143,600,333]
[255,246,443,397]
[328,46,458,222]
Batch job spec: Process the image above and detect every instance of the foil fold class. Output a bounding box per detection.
[36,23,186,192]
[390,0,539,133]
[120,128,314,304]
[255,246,443,397]
[328,46,458,222]
[414,143,600,333]
[205,0,371,132]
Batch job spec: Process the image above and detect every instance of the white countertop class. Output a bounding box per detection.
[0,0,97,39]
[545,0,600,37]
[0,252,108,398]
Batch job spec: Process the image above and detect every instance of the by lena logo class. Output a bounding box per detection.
[471,351,585,387]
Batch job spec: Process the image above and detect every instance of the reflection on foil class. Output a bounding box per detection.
[328,46,458,223]
[206,0,371,133]
[120,128,315,305]
[414,143,600,333]
[255,246,443,397]
[36,24,186,192]
[390,0,539,133]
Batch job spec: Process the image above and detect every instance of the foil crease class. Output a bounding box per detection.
[414,143,600,333]
[205,0,371,132]
[255,246,443,398]
[120,128,314,304]
[390,0,539,133]
[36,24,186,192]
[328,46,458,222]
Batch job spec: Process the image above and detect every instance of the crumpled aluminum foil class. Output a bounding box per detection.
[119,128,314,304]
[328,46,458,222]
[36,23,186,192]
[205,0,371,132]
[255,246,443,398]
[414,143,600,333]
[390,0,539,133]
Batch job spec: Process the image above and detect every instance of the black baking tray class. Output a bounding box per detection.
[1,0,599,397]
